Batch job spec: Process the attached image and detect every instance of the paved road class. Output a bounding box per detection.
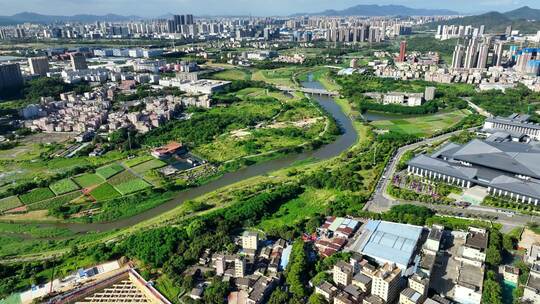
[461,97,493,118]
[364,128,539,232]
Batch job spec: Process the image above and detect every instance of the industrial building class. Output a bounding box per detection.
[407,138,540,205]
[348,220,424,276]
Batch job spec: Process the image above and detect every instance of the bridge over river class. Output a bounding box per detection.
[276,85,339,97]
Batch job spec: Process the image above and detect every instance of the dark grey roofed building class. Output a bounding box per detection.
[483,113,540,141]
[407,138,540,205]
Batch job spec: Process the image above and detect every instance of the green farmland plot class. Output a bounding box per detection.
[113,179,152,196]
[123,155,154,168]
[49,178,80,195]
[19,188,55,205]
[73,173,105,188]
[0,196,23,212]
[107,171,139,186]
[131,159,167,174]
[27,191,82,211]
[96,163,125,179]
[89,183,122,201]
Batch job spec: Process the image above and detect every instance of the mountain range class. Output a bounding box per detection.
[294,4,459,17]
[429,6,540,34]
[0,12,143,25]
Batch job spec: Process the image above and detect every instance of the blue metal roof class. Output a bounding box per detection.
[358,220,423,269]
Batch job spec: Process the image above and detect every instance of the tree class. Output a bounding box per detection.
[308,293,329,304]
[203,278,230,304]
[482,271,502,304]
[267,289,290,304]
[286,239,311,299]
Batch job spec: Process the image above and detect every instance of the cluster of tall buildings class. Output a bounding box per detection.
[435,24,485,41]
[451,38,504,70]
[514,48,540,76]
[166,14,195,33]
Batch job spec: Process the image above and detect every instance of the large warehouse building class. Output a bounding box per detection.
[407,138,540,205]
[348,220,424,276]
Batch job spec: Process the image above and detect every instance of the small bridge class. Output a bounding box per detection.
[277,86,339,97]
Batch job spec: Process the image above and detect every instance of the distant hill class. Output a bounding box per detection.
[0,12,143,24]
[427,6,540,34]
[294,4,458,17]
[504,6,540,21]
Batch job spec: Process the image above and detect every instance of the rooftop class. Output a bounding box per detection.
[465,230,488,250]
[350,220,423,269]
[457,262,484,290]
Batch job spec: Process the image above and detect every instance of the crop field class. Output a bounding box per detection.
[131,159,167,174]
[73,173,105,188]
[107,170,139,186]
[27,191,82,211]
[95,163,125,179]
[113,179,152,196]
[370,110,469,137]
[49,178,80,195]
[123,155,154,168]
[19,188,55,205]
[89,183,121,201]
[0,196,23,213]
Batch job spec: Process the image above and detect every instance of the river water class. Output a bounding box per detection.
[55,78,359,233]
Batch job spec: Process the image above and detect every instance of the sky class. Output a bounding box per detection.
[0,0,536,17]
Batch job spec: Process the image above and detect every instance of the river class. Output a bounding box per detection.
[55,78,358,233]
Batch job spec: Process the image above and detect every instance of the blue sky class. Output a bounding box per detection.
[0,0,535,16]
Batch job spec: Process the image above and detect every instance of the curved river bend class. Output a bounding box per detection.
[58,79,358,233]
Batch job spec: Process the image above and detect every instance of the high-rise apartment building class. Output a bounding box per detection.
[70,53,88,71]
[476,43,489,69]
[452,44,465,69]
[397,40,407,62]
[0,63,24,91]
[28,56,50,76]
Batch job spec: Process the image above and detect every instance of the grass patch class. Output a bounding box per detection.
[131,159,167,174]
[0,196,23,212]
[95,163,124,179]
[258,187,337,231]
[370,110,470,137]
[113,179,152,196]
[19,188,55,205]
[49,178,80,195]
[107,170,139,186]
[123,155,154,168]
[89,183,121,201]
[73,173,105,188]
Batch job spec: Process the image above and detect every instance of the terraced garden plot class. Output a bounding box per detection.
[107,170,139,186]
[73,173,105,188]
[27,191,82,211]
[49,178,80,195]
[95,163,124,179]
[0,196,23,212]
[89,183,121,201]
[113,179,152,196]
[123,155,154,167]
[19,188,55,205]
[131,159,167,174]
